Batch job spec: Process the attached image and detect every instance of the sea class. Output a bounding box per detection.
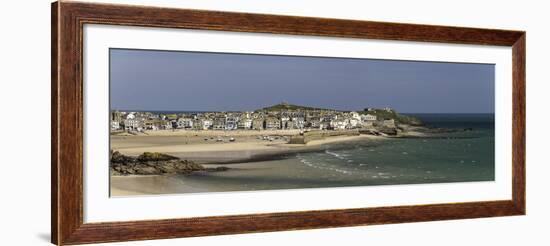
[178,113,496,192]
[291,113,495,186]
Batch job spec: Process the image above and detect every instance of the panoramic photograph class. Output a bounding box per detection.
[109,48,495,196]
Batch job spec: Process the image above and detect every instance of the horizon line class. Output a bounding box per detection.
[110,109,495,114]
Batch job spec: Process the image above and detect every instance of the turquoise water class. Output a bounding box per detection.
[166,114,496,193]
[293,113,495,186]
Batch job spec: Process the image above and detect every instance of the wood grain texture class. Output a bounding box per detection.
[63,201,520,245]
[512,34,526,213]
[65,1,524,46]
[52,1,85,244]
[51,2,59,244]
[51,1,526,245]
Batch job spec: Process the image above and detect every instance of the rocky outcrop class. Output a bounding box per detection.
[409,127,474,134]
[110,151,206,176]
[359,126,399,136]
[377,127,398,136]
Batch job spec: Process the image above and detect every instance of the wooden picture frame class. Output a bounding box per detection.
[51,1,525,245]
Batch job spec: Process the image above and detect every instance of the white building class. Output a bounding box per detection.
[349,118,360,128]
[111,120,120,130]
[350,111,361,120]
[238,118,253,129]
[164,120,173,130]
[292,117,305,129]
[362,114,377,121]
[213,117,226,130]
[177,118,194,129]
[123,118,140,131]
[265,117,281,129]
[330,119,348,130]
[200,119,213,130]
[225,116,239,130]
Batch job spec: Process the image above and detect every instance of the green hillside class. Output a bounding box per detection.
[258,102,334,111]
[361,108,423,126]
[258,102,423,126]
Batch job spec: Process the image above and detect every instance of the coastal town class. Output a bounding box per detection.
[110,102,406,134]
[109,102,417,178]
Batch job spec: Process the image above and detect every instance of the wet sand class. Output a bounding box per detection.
[110,158,373,196]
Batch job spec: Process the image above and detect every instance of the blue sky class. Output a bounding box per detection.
[110,48,494,113]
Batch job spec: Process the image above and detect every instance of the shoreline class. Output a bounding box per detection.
[112,133,385,164]
[109,126,491,196]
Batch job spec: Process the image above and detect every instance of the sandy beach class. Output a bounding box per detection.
[110,131,385,196]
[110,153,381,196]
[109,121,495,197]
[111,130,383,163]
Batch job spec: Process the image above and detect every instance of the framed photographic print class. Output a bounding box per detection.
[52,1,525,245]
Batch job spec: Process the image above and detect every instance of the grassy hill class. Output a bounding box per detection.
[258,102,335,111]
[360,108,423,126]
[258,102,423,126]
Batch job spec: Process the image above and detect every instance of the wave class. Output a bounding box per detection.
[297,154,354,175]
[325,150,348,160]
